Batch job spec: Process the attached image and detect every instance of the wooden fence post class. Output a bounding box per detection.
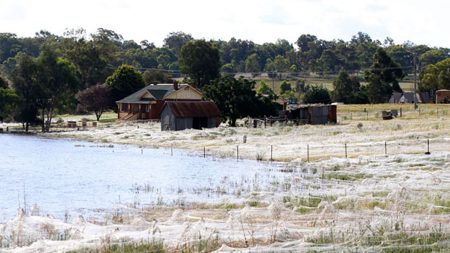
[204,146,206,158]
[345,143,348,158]
[425,139,430,155]
[384,141,387,155]
[270,145,273,161]
[307,144,310,162]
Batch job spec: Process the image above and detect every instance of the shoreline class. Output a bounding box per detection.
[42,115,450,162]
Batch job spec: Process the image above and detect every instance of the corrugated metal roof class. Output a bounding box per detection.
[116,84,189,103]
[163,101,220,118]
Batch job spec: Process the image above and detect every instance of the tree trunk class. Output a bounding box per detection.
[41,109,45,132]
[95,110,102,121]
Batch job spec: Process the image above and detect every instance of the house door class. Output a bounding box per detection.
[192,117,208,129]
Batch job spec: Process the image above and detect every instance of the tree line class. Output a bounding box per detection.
[1,29,448,79]
[0,28,449,129]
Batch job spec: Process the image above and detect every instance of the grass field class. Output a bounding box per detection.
[254,77,416,95]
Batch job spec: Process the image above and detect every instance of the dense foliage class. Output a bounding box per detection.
[10,47,79,132]
[179,40,220,88]
[204,75,277,126]
[106,64,145,104]
[419,58,450,91]
[303,86,332,104]
[333,71,368,104]
[76,84,112,121]
[365,48,405,103]
[1,29,448,81]
[0,76,18,121]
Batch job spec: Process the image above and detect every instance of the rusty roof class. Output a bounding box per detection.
[162,101,220,118]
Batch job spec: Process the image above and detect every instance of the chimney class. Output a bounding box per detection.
[173,80,179,90]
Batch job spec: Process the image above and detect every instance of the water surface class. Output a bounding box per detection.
[0,134,285,221]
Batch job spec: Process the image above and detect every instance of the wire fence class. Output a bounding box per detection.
[162,137,448,163]
[337,107,449,122]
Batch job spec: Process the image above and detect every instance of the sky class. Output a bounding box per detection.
[0,0,449,48]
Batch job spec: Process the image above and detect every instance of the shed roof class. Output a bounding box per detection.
[116,83,190,103]
[162,101,220,118]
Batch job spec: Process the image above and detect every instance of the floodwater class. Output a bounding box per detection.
[0,134,286,221]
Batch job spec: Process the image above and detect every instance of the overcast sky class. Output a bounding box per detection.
[0,0,448,47]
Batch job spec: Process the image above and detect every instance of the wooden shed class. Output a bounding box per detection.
[287,104,337,124]
[161,101,221,131]
[436,89,450,104]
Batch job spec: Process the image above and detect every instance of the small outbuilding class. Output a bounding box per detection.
[436,89,450,104]
[286,104,337,124]
[161,101,221,131]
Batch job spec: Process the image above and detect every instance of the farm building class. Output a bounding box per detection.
[419,92,434,103]
[116,83,203,120]
[436,89,450,103]
[161,101,221,131]
[389,92,422,103]
[286,104,337,124]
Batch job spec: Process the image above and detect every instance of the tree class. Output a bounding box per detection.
[0,76,18,121]
[34,46,80,131]
[333,71,353,102]
[63,39,110,87]
[179,40,220,88]
[419,49,448,67]
[106,64,145,103]
[142,69,171,84]
[272,55,290,72]
[244,53,260,72]
[279,81,292,95]
[0,33,23,63]
[256,81,277,100]
[11,52,40,132]
[332,71,368,104]
[163,32,193,57]
[76,84,112,121]
[204,75,275,126]
[365,48,404,103]
[350,32,381,69]
[419,58,450,92]
[303,85,331,104]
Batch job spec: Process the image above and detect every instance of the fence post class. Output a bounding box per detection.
[425,139,431,155]
[366,111,369,120]
[270,145,273,161]
[307,144,310,162]
[345,143,348,158]
[384,141,387,155]
[171,145,173,156]
[400,108,402,117]
[204,146,206,158]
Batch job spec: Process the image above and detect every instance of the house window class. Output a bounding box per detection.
[146,105,150,112]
